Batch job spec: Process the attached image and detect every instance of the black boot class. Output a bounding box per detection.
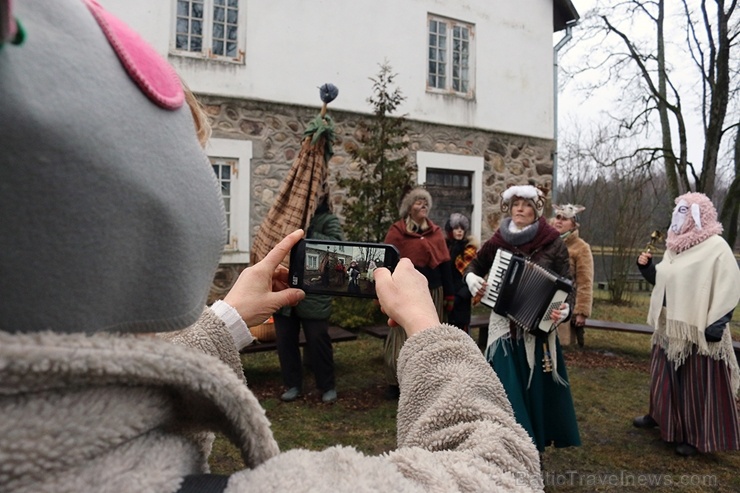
[633,414,658,428]
[676,443,698,456]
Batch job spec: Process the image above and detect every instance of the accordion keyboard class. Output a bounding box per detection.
[480,249,513,310]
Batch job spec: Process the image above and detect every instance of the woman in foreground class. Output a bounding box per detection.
[0,2,542,491]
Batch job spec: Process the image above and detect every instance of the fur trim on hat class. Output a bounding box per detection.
[665,192,723,253]
[399,187,432,218]
[500,185,546,219]
[553,204,585,220]
[445,212,470,235]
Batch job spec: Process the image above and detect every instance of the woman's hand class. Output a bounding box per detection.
[637,251,652,266]
[223,230,306,327]
[374,258,440,337]
[464,272,487,298]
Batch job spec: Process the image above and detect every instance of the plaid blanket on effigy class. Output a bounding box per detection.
[250,113,335,266]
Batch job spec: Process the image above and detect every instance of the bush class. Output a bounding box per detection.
[330,297,384,329]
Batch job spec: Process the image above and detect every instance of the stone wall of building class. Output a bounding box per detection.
[203,95,555,245]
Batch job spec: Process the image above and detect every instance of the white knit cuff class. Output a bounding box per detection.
[211,300,254,350]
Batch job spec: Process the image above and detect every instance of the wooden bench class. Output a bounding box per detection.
[584,318,653,335]
[583,318,740,360]
[362,315,740,360]
[240,325,357,354]
[361,313,491,340]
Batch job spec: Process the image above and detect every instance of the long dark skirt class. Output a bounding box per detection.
[488,335,581,452]
[649,344,740,452]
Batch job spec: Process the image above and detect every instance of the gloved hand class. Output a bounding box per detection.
[465,273,485,297]
[705,325,724,343]
[444,296,455,312]
[550,303,570,324]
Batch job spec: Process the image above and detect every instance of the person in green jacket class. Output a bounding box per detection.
[274,195,344,403]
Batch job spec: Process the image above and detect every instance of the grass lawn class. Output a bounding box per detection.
[211,289,740,492]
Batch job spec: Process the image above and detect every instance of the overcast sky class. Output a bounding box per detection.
[555,0,711,175]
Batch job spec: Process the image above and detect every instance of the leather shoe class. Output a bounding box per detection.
[321,389,337,403]
[633,414,658,428]
[676,443,698,456]
[280,387,302,402]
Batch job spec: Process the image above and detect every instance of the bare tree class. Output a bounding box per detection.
[560,0,739,242]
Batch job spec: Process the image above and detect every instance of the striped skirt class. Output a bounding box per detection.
[384,286,444,385]
[649,344,740,452]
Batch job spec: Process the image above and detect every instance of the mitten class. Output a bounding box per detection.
[465,273,485,297]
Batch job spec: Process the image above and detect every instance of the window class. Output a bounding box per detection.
[427,15,475,97]
[306,252,319,271]
[416,151,483,242]
[207,138,252,263]
[172,0,245,62]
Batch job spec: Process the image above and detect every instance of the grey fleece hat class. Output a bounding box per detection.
[445,213,470,235]
[0,0,226,334]
[399,188,433,218]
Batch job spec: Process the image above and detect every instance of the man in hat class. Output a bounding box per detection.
[551,204,593,347]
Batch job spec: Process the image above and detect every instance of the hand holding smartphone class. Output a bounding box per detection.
[288,239,400,298]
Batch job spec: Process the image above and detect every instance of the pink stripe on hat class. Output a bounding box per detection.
[82,0,184,110]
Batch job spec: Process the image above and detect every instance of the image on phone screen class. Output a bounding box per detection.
[289,239,399,298]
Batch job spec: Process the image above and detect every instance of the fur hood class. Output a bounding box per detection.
[0,321,542,493]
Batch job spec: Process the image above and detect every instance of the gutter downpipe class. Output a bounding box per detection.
[552,19,578,204]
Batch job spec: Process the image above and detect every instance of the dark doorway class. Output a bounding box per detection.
[425,168,474,231]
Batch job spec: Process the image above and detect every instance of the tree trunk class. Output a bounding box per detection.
[698,0,731,197]
[719,125,740,248]
[656,0,681,198]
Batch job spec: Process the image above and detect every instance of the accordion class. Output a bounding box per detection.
[480,249,572,337]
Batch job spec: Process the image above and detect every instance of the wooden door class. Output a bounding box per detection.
[425,168,473,231]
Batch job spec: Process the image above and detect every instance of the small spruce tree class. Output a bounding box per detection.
[338,62,415,242]
[331,63,415,329]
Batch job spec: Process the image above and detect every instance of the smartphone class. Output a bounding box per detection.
[288,239,400,298]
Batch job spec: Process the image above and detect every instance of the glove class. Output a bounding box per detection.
[444,296,455,312]
[465,273,485,297]
[555,303,570,324]
[705,325,724,343]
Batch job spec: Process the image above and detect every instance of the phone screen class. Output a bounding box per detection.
[288,239,400,298]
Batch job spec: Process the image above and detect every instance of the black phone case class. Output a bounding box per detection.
[288,239,399,298]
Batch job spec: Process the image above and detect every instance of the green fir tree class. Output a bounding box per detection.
[338,62,415,242]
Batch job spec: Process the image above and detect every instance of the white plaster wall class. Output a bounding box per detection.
[100,0,554,139]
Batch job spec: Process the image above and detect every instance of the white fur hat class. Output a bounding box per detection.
[500,185,546,219]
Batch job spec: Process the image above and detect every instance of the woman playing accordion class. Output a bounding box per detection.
[464,185,581,452]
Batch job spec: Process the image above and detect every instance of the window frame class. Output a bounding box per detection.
[170,0,246,63]
[416,151,483,243]
[426,14,475,99]
[207,138,252,264]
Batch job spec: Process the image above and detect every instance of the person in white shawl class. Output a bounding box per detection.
[634,192,740,457]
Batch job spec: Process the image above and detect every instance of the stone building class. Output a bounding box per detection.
[98,0,580,296]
